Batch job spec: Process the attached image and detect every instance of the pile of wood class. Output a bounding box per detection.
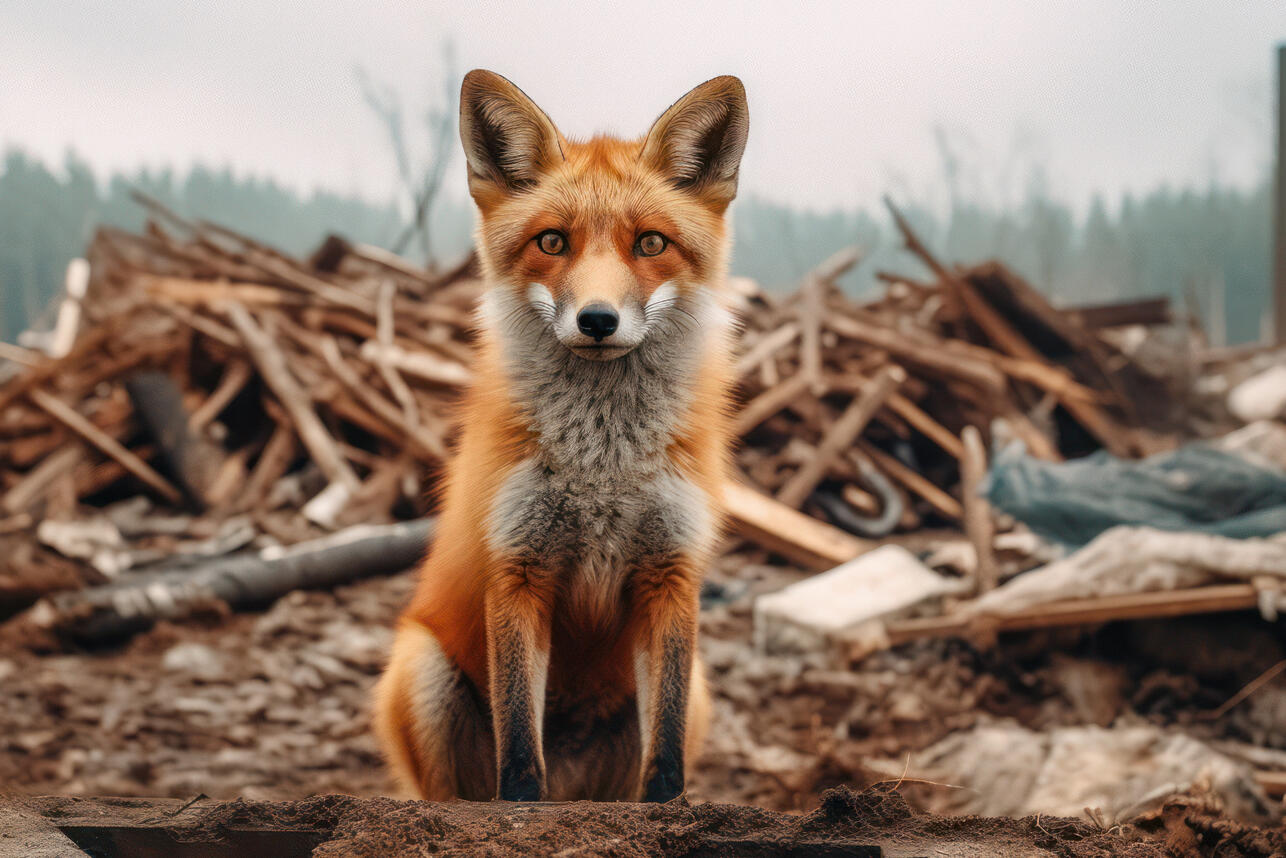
[730,199,1175,561]
[0,196,485,624]
[0,195,1180,637]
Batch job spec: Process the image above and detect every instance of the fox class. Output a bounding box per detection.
[373,68,748,803]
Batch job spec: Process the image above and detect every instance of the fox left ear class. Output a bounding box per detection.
[640,76,748,210]
[459,69,564,202]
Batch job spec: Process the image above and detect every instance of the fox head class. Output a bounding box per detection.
[459,69,748,361]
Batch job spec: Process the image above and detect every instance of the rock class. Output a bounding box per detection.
[753,545,963,655]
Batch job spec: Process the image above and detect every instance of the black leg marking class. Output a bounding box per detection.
[643,632,690,803]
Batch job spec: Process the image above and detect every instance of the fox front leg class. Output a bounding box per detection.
[485,564,553,801]
[631,558,700,803]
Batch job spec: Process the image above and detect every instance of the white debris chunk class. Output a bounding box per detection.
[1228,364,1286,423]
[753,545,965,655]
[962,526,1286,619]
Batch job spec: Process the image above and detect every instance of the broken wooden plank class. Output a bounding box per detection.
[722,480,875,570]
[883,584,1261,646]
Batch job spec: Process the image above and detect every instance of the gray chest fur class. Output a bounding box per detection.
[482,289,715,601]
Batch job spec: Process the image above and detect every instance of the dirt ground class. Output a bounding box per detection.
[9,786,1281,858]
[4,549,1286,855]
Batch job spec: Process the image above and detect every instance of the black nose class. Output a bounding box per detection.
[576,303,619,341]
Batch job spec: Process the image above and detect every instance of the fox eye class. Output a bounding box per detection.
[536,230,567,255]
[635,231,667,257]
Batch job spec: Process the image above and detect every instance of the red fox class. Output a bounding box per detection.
[373,69,748,803]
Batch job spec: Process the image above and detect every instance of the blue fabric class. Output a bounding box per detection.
[981,443,1286,547]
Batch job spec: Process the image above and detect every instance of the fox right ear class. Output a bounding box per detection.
[459,70,563,200]
[640,76,748,212]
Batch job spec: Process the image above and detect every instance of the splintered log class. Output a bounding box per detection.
[29,519,435,641]
[123,371,223,508]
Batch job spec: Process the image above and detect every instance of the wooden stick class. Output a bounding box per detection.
[960,426,997,593]
[734,373,816,437]
[825,312,1007,395]
[27,388,183,505]
[1,445,83,514]
[358,341,471,387]
[188,360,252,432]
[224,303,359,491]
[236,420,296,512]
[855,440,963,520]
[736,322,799,379]
[374,281,421,428]
[722,481,875,570]
[319,337,447,461]
[885,392,966,460]
[797,247,862,393]
[777,365,906,508]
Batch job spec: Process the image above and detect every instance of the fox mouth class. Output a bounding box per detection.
[567,342,634,361]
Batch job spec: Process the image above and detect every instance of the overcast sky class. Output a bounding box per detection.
[1,1,1281,214]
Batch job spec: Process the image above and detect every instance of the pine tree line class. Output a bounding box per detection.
[0,149,1272,345]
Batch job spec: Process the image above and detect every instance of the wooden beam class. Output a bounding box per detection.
[884,584,1260,645]
[722,481,875,570]
[734,373,816,437]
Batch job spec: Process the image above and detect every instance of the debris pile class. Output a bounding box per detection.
[731,200,1176,552]
[0,196,479,621]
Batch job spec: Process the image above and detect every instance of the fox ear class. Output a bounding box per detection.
[640,76,748,210]
[459,69,563,198]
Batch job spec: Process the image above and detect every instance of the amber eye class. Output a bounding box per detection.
[536,230,567,255]
[636,231,667,257]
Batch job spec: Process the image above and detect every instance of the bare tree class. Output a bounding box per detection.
[356,40,457,267]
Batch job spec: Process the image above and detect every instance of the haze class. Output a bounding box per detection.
[0,0,1281,213]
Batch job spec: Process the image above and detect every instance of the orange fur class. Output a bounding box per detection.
[374,70,746,802]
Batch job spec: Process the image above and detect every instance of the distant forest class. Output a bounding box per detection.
[0,148,1271,344]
